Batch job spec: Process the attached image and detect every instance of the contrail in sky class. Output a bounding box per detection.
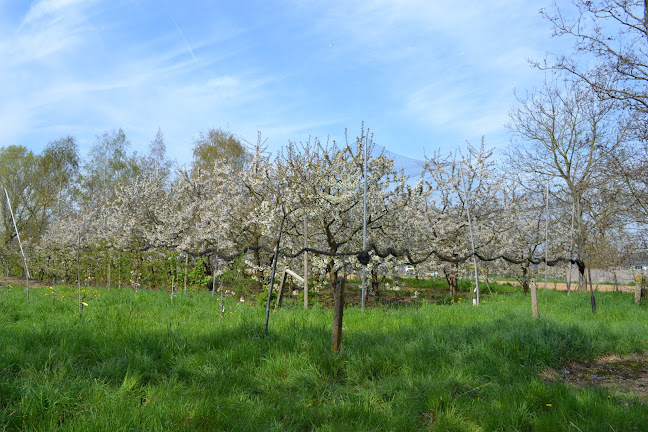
[170,16,198,62]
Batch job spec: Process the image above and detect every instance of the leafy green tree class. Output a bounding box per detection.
[38,137,80,218]
[0,145,40,247]
[78,129,139,208]
[191,128,248,174]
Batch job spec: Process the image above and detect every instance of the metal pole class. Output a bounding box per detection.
[567,201,575,295]
[264,214,286,334]
[77,232,82,315]
[459,163,479,305]
[265,182,286,334]
[4,187,30,298]
[361,135,368,311]
[303,214,309,309]
[544,181,549,291]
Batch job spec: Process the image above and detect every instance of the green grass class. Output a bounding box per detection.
[1,284,647,431]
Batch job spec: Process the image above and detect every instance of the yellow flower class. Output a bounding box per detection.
[82,301,89,306]
[545,403,552,407]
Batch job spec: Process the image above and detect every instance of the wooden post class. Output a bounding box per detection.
[588,263,596,314]
[118,254,122,289]
[635,274,643,304]
[331,275,345,352]
[184,253,188,293]
[275,270,288,310]
[285,269,304,283]
[264,214,286,334]
[530,278,539,318]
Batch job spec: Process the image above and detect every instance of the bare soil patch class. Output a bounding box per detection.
[0,275,51,289]
[542,352,648,401]
[498,280,635,293]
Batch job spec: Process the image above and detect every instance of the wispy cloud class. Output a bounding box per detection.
[169,16,197,63]
[0,0,565,164]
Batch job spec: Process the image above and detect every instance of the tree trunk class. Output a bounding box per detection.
[521,264,529,295]
[370,268,381,298]
[331,273,345,353]
[253,247,264,288]
[445,264,458,297]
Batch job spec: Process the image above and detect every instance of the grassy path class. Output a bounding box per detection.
[1,285,647,431]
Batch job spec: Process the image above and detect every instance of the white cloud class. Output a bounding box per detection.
[10,0,98,64]
[206,76,239,88]
[22,0,93,25]
[0,0,568,165]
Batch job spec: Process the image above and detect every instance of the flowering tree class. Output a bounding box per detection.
[276,129,416,351]
[416,143,504,297]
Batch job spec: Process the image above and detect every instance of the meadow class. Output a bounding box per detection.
[1,283,647,431]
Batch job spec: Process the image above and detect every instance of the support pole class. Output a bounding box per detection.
[184,253,188,293]
[459,163,479,305]
[304,214,309,309]
[77,233,82,315]
[566,201,575,295]
[264,213,286,334]
[544,181,549,291]
[588,262,597,314]
[361,135,368,311]
[4,187,30,299]
[531,278,539,317]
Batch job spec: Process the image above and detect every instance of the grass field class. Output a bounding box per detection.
[1,284,647,431]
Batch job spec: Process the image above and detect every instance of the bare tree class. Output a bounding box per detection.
[507,78,631,290]
[541,0,648,117]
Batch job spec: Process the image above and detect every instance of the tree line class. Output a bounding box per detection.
[1,1,646,303]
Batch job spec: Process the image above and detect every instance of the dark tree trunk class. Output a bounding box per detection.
[521,264,529,295]
[331,272,345,353]
[370,268,381,297]
[445,264,458,297]
[253,247,264,288]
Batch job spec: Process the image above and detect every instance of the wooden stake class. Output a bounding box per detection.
[275,270,288,310]
[588,263,596,314]
[530,278,539,318]
[184,254,188,293]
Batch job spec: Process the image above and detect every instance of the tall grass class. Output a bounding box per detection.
[1,285,647,431]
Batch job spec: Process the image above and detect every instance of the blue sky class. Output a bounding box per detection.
[0,0,569,167]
